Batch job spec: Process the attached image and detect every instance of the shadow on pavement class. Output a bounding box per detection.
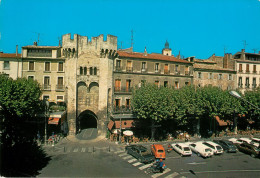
[1,140,51,177]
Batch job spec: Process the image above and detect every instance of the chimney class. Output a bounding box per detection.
[16,45,18,57]
[33,42,37,46]
[212,53,216,61]
[144,46,147,56]
[241,49,245,53]
[241,49,245,60]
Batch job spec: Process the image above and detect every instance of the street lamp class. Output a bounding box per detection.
[229,91,260,134]
[44,99,49,145]
[229,91,260,110]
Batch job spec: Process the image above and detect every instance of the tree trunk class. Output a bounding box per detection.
[151,119,155,141]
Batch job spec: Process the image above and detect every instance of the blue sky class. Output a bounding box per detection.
[0,0,259,59]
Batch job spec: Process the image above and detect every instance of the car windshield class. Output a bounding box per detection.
[216,146,222,150]
[158,150,164,153]
[205,148,211,152]
[184,147,190,151]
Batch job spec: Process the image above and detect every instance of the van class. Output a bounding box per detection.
[203,141,223,155]
[188,142,214,158]
[151,144,166,159]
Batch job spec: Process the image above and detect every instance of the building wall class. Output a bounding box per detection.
[0,57,22,79]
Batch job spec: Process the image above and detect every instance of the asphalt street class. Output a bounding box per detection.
[39,139,260,178]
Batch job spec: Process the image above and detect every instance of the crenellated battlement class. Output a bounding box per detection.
[62,33,117,57]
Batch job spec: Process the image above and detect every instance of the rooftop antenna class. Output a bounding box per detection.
[242,40,248,51]
[131,29,134,49]
[252,48,258,53]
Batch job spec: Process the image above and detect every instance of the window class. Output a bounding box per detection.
[174,81,179,89]
[28,76,34,80]
[253,78,256,88]
[80,67,83,75]
[44,76,50,90]
[94,67,97,75]
[115,79,121,92]
[43,95,49,101]
[239,64,242,72]
[126,99,131,110]
[164,81,168,87]
[238,77,242,88]
[141,62,146,71]
[126,79,131,92]
[246,64,249,73]
[90,67,93,75]
[155,63,159,72]
[198,72,202,79]
[115,99,121,110]
[185,82,190,86]
[228,74,232,80]
[116,60,121,71]
[58,77,63,85]
[84,67,87,75]
[245,77,249,88]
[3,61,10,70]
[29,61,34,71]
[45,62,50,72]
[164,64,169,74]
[208,73,213,79]
[218,74,222,80]
[58,62,63,72]
[57,96,64,101]
[155,81,159,87]
[253,65,256,73]
[175,65,179,72]
[127,61,132,72]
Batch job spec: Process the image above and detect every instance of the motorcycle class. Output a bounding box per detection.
[146,162,166,174]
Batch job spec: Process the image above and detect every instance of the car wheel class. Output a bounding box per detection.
[251,154,256,158]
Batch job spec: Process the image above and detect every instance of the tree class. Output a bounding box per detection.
[0,75,49,176]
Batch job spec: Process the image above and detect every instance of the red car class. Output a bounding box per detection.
[151,144,166,159]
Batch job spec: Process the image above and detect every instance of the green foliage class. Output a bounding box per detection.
[0,75,42,119]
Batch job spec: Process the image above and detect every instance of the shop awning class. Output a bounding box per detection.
[115,120,134,129]
[48,117,60,125]
[215,116,230,126]
[107,120,114,131]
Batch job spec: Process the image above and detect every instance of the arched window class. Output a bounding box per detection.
[90,67,93,75]
[84,67,87,75]
[94,67,97,75]
[80,67,83,75]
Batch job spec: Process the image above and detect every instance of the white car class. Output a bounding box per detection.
[202,141,223,155]
[171,143,192,156]
[187,142,214,158]
[250,138,260,147]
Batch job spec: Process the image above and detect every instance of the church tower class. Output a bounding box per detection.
[162,40,172,56]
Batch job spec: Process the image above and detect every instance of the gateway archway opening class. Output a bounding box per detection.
[77,110,98,140]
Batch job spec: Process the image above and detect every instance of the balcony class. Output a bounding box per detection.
[185,71,192,76]
[175,71,180,75]
[126,67,133,73]
[113,106,132,114]
[141,68,147,73]
[245,84,250,88]
[154,69,161,74]
[164,70,170,75]
[56,85,65,91]
[115,66,122,72]
[114,87,133,93]
[238,70,243,73]
[42,84,51,91]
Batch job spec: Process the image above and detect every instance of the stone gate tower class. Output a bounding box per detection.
[62,33,117,137]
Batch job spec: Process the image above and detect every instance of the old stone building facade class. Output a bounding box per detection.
[2,33,259,138]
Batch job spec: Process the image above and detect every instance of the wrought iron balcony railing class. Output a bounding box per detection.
[126,67,133,72]
[42,84,51,91]
[113,106,132,114]
[114,87,133,93]
[56,85,65,91]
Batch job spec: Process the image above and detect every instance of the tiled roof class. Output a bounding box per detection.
[117,51,191,64]
[194,63,235,72]
[22,46,61,49]
[0,53,21,58]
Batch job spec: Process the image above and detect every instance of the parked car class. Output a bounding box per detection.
[187,142,214,158]
[170,143,192,156]
[125,145,154,163]
[229,138,251,144]
[236,143,260,158]
[213,140,237,153]
[250,138,260,147]
[151,144,166,159]
[202,141,223,155]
